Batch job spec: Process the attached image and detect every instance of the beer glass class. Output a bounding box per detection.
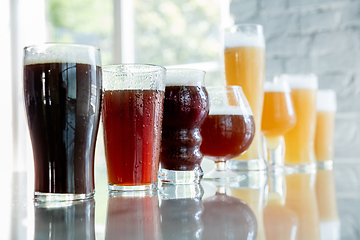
[102,64,165,191]
[159,69,209,184]
[261,78,296,170]
[224,24,266,171]
[314,90,337,169]
[200,86,255,181]
[281,74,318,171]
[24,44,102,201]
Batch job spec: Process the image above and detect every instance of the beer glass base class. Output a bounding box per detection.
[203,169,244,182]
[159,168,203,184]
[284,162,317,174]
[316,160,333,170]
[226,158,268,171]
[159,183,204,199]
[108,183,157,192]
[34,191,95,202]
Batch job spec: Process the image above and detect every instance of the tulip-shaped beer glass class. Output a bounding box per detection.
[200,86,255,181]
[261,78,296,170]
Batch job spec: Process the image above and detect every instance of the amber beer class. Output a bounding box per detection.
[261,80,296,149]
[282,74,318,167]
[314,90,336,163]
[224,24,266,170]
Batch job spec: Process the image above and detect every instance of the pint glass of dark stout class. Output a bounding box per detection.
[23,44,102,201]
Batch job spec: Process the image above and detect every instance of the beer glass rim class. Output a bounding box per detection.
[165,68,206,87]
[225,24,263,33]
[277,74,318,90]
[206,85,253,115]
[103,63,166,74]
[24,42,100,52]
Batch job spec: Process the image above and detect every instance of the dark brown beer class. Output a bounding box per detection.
[160,85,209,171]
[24,62,102,195]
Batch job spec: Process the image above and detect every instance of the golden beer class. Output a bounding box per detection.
[282,75,318,165]
[314,90,337,162]
[261,80,296,150]
[224,24,266,169]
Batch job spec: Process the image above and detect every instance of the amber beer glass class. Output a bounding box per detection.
[261,78,296,169]
[282,74,318,171]
[102,64,165,191]
[224,24,266,170]
[314,90,336,169]
[24,44,102,201]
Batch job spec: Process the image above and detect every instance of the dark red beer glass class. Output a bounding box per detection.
[23,44,102,201]
[159,69,209,184]
[102,64,165,191]
[200,86,255,181]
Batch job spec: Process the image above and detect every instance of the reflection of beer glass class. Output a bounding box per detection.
[105,191,161,240]
[315,169,340,240]
[102,64,165,191]
[261,78,296,169]
[281,74,318,171]
[285,173,321,240]
[315,90,337,169]
[159,184,204,240]
[24,44,102,201]
[159,69,209,184]
[229,171,267,240]
[224,24,266,171]
[34,200,95,239]
[200,86,255,181]
[263,173,299,240]
[202,183,257,240]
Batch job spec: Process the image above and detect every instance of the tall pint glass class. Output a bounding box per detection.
[102,64,165,191]
[224,24,266,171]
[281,74,318,171]
[314,90,336,169]
[24,44,102,201]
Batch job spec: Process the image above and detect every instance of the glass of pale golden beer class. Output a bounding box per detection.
[261,78,296,170]
[314,90,337,169]
[281,74,318,172]
[224,24,266,171]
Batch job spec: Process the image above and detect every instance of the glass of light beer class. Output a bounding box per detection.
[314,90,337,169]
[102,64,166,191]
[281,74,318,172]
[24,44,102,201]
[200,86,255,181]
[224,24,266,171]
[261,78,296,170]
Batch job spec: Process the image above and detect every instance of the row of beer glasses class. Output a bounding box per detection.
[224,24,337,172]
[24,44,256,201]
[24,23,337,202]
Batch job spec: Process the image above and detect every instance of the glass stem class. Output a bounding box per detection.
[267,136,285,167]
[215,160,226,171]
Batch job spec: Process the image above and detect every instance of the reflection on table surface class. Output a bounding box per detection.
[3,169,340,240]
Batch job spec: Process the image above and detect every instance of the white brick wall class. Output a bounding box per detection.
[230,0,360,239]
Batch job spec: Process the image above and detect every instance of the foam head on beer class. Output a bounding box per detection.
[264,77,291,93]
[316,90,337,112]
[24,43,101,66]
[207,86,253,116]
[165,68,206,86]
[224,24,265,49]
[278,74,318,90]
